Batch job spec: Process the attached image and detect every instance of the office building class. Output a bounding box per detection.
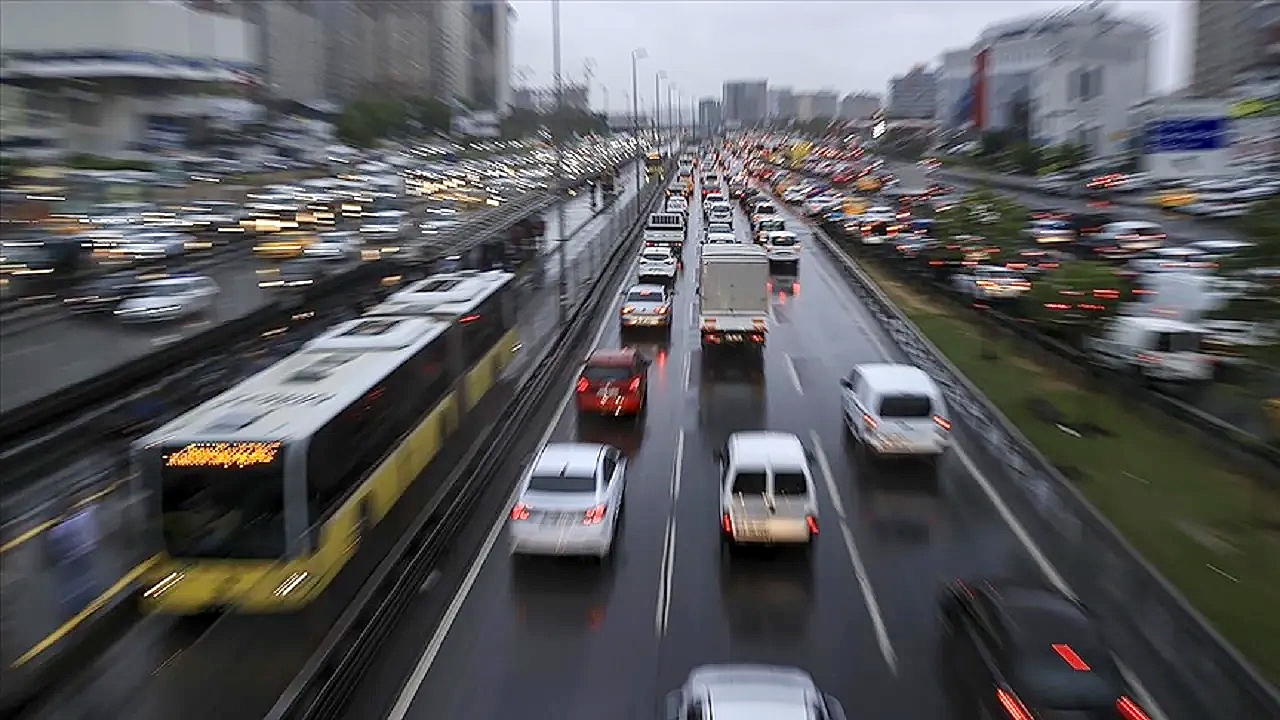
[1192,0,1280,97]
[935,49,973,129]
[469,0,513,112]
[1029,7,1153,158]
[768,87,794,120]
[722,80,768,126]
[0,0,256,156]
[804,91,839,120]
[888,66,937,119]
[510,85,588,113]
[698,97,722,135]
[219,1,323,106]
[840,93,881,122]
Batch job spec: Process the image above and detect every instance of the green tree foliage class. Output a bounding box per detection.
[335,96,455,147]
[1023,261,1132,343]
[499,108,607,141]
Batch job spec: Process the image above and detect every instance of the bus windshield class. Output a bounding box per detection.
[159,444,287,559]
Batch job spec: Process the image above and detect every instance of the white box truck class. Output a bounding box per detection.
[643,212,686,254]
[697,244,770,350]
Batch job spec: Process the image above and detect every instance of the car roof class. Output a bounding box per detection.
[854,363,937,394]
[586,348,638,366]
[532,442,604,476]
[688,664,815,720]
[727,431,806,469]
[627,283,666,296]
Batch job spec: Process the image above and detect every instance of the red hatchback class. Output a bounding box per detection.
[576,348,649,418]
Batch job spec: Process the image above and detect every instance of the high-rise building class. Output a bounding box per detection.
[722,80,767,126]
[1193,0,1280,96]
[934,48,973,129]
[698,97,722,135]
[224,0,323,105]
[469,1,512,112]
[767,87,793,119]
[839,93,881,121]
[888,66,937,119]
[810,91,839,120]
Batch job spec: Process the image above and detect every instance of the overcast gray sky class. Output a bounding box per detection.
[509,0,1189,114]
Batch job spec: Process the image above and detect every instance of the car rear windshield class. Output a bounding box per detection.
[627,290,664,303]
[1013,652,1123,710]
[528,473,597,493]
[584,365,634,383]
[878,394,932,418]
[769,235,797,246]
[773,471,807,496]
[1155,331,1201,352]
[731,471,767,494]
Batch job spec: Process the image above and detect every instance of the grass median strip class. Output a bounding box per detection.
[848,246,1280,683]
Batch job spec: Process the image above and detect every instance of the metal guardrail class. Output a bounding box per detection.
[264,165,671,720]
[807,222,1280,720]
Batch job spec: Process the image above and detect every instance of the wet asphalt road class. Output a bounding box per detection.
[9,164,652,720]
[333,174,1162,720]
[0,169,633,416]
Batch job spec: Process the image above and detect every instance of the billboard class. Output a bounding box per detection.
[971,47,990,130]
[1141,101,1231,179]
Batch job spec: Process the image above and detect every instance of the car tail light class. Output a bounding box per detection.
[511,503,530,521]
[583,504,606,524]
[996,688,1034,720]
[656,305,668,314]
[721,512,733,533]
[576,377,590,393]
[806,515,819,534]
[627,377,641,392]
[621,305,633,314]
[933,415,951,431]
[862,413,878,429]
[1116,696,1151,720]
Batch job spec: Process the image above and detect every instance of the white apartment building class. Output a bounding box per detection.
[935,48,973,129]
[0,0,256,156]
[840,93,881,122]
[1029,8,1152,158]
[888,66,937,119]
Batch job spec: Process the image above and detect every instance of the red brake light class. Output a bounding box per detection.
[862,413,878,429]
[806,515,819,534]
[1116,696,1151,720]
[576,377,590,393]
[996,688,1034,720]
[627,377,641,392]
[1051,643,1091,671]
[721,512,733,533]
[583,504,606,525]
[511,503,530,520]
[932,415,951,431]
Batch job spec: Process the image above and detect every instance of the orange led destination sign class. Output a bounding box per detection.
[166,441,282,468]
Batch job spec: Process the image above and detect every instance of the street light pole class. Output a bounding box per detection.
[654,71,664,149]
[552,0,567,324]
[630,48,645,198]
[667,84,674,148]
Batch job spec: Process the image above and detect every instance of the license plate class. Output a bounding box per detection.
[724,333,744,342]
[598,387,619,397]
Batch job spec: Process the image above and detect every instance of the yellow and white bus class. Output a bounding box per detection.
[134,270,518,612]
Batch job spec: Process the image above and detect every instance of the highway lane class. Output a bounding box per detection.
[338,175,1166,720]
[0,188,613,417]
[11,177,653,720]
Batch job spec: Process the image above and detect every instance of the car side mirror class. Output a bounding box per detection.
[662,691,683,720]
[838,378,852,390]
[824,693,848,720]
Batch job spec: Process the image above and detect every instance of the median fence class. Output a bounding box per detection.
[804,213,1280,720]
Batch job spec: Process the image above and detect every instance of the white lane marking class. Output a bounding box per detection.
[655,516,676,637]
[808,430,845,520]
[386,253,637,720]
[815,228,1169,720]
[682,352,692,393]
[672,429,685,502]
[784,353,804,394]
[838,520,898,674]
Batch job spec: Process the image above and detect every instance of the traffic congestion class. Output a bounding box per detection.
[341,144,1165,720]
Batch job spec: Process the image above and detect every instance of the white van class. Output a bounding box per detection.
[763,230,800,265]
[1085,316,1212,383]
[716,432,818,552]
[839,363,951,467]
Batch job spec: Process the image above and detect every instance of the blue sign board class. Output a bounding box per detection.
[1144,117,1229,154]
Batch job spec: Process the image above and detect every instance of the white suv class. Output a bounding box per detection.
[839,363,951,470]
[716,432,818,552]
[638,245,678,282]
[663,665,848,720]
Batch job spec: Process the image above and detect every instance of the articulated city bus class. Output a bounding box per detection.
[134,270,518,612]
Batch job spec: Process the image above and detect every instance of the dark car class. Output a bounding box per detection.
[62,269,150,314]
[939,578,1154,720]
[1065,212,1114,238]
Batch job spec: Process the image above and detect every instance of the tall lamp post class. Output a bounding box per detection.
[552,0,567,323]
[630,48,646,196]
[654,70,665,148]
[666,83,674,149]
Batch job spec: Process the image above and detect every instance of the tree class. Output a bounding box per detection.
[1023,261,1132,344]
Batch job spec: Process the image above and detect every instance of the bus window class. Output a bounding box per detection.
[159,446,287,559]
